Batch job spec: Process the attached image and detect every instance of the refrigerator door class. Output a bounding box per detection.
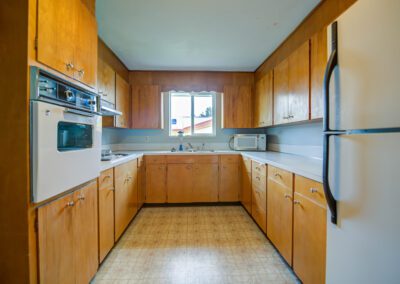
[327,133,400,283]
[328,0,400,131]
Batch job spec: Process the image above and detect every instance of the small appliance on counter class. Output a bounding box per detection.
[230,134,266,151]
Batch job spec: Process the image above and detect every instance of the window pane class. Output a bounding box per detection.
[194,95,213,134]
[170,93,191,136]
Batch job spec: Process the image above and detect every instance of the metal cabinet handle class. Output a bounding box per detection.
[66,201,75,207]
[103,175,111,181]
[293,200,301,205]
[66,62,74,70]
[309,188,318,194]
[77,69,85,77]
[77,195,85,201]
[274,173,282,178]
[284,194,291,199]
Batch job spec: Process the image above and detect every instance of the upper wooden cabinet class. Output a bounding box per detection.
[311,28,328,119]
[37,0,97,88]
[131,85,163,129]
[222,85,252,128]
[274,41,310,125]
[97,57,116,104]
[103,74,130,128]
[254,71,273,127]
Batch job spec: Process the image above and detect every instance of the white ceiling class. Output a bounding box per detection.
[97,0,321,71]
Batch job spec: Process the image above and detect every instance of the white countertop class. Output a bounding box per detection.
[100,150,322,182]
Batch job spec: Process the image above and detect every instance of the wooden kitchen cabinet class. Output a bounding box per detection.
[131,85,163,129]
[219,155,240,201]
[37,0,97,88]
[98,168,115,263]
[114,159,138,240]
[254,70,273,127]
[241,156,252,213]
[103,74,130,128]
[311,28,328,119]
[251,161,267,233]
[267,166,294,265]
[192,163,219,202]
[222,85,252,128]
[167,164,193,203]
[145,163,167,203]
[73,181,98,284]
[137,156,146,209]
[274,41,310,125]
[38,180,98,284]
[293,176,327,284]
[98,56,116,104]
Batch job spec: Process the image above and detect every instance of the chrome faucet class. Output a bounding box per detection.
[187,143,194,151]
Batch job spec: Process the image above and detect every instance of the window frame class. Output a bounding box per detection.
[168,91,217,137]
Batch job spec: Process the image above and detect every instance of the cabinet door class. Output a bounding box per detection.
[74,181,98,284]
[38,193,75,284]
[74,0,97,88]
[98,169,115,263]
[115,74,130,128]
[254,71,273,127]
[293,193,327,284]
[267,179,293,265]
[114,160,137,240]
[219,162,240,201]
[145,164,167,203]
[131,85,162,129]
[167,164,193,203]
[311,28,327,119]
[241,157,252,213]
[274,58,290,125]
[288,41,310,123]
[37,0,77,78]
[222,85,252,128]
[137,157,146,209]
[252,184,267,233]
[192,163,219,202]
[127,163,138,218]
[98,57,116,104]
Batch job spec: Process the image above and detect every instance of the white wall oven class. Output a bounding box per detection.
[30,67,101,203]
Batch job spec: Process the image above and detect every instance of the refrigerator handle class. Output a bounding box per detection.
[323,21,338,225]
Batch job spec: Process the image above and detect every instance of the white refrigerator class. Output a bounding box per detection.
[324,0,400,283]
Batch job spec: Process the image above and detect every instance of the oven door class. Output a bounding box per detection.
[31,101,101,203]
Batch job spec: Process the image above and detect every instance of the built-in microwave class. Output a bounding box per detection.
[233,134,266,151]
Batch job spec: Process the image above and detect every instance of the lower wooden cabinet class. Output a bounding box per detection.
[267,166,294,265]
[145,163,167,203]
[192,163,219,202]
[114,159,138,240]
[38,180,98,284]
[137,156,146,208]
[219,155,240,201]
[241,156,252,213]
[167,164,193,203]
[251,161,267,233]
[98,168,115,263]
[293,176,327,284]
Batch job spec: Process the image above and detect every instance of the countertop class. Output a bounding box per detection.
[100,150,322,182]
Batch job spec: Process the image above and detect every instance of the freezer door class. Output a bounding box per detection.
[327,133,400,283]
[328,0,400,131]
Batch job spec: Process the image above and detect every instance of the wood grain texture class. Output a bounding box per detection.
[98,56,116,104]
[311,28,328,119]
[273,58,289,125]
[222,85,252,128]
[254,70,273,127]
[130,71,254,93]
[192,164,219,202]
[252,183,267,234]
[167,164,193,203]
[131,85,163,129]
[115,74,130,128]
[145,164,167,203]
[241,157,252,214]
[219,160,240,202]
[295,175,326,207]
[137,157,146,209]
[255,0,357,80]
[0,0,32,282]
[293,192,327,284]
[98,38,129,82]
[288,41,310,123]
[98,169,115,263]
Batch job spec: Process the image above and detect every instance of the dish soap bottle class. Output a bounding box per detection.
[178,130,184,151]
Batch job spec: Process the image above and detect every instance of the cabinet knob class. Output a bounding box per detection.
[78,195,85,201]
[309,188,318,193]
[284,194,291,199]
[294,200,301,205]
[66,62,74,70]
[66,201,75,207]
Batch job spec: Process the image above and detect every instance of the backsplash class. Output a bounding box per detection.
[265,120,323,159]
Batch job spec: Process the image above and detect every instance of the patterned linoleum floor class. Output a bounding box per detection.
[92,206,299,284]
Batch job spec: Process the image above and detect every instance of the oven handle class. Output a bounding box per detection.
[64,108,95,117]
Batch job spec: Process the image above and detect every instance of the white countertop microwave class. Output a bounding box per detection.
[233,134,266,151]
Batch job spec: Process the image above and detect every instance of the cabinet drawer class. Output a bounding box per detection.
[242,156,252,173]
[166,155,196,164]
[146,155,166,164]
[137,156,144,168]
[295,175,326,207]
[252,171,267,188]
[220,155,240,164]
[252,183,266,212]
[268,166,293,189]
[252,160,267,176]
[194,155,219,164]
[99,168,114,190]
